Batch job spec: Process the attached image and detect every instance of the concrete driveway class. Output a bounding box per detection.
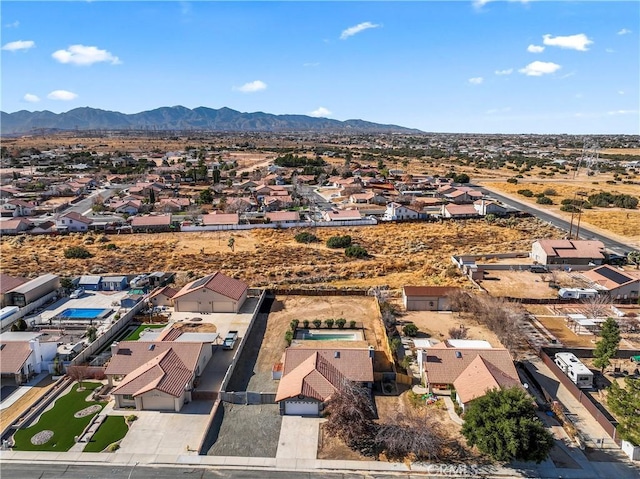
[276,416,321,460]
[114,400,213,457]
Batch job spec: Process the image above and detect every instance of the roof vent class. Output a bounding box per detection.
[148,344,155,351]
[334,351,340,359]
[455,351,462,359]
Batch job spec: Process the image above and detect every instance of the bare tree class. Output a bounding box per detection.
[581,294,611,319]
[448,325,468,339]
[375,413,447,461]
[67,365,90,390]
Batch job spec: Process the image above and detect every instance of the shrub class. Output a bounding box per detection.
[101,243,117,251]
[543,188,557,196]
[453,173,470,184]
[325,319,335,329]
[560,204,581,213]
[294,232,319,244]
[536,196,553,205]
[313,319,322,328]
[284,330,293,346]
[107,443,120,452]
[349,320,357,329]
[345,245,369,258]
[302,319,310,328]
[402,323,419,337]
[506,178,518,184]
[326,235,352,248]
[64,246,92,259]
[290,319,299,331]
[125,415,138,423]
[517,189,534,197]
[336,318,347,329]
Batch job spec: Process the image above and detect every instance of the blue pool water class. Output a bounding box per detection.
[59,308,111,320]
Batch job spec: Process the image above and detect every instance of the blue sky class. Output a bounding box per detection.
[1,1,638,134]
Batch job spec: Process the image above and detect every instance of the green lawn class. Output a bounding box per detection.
[83,416,128,452]
[13,382,105,452]
[123,323,167,341]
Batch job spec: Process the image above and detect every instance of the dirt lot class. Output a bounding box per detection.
[0,375,56,432]
[0,218,564,291]
[535,315,597,348]
[478,270,572,299]
[397,309,505,348]
[206,402,282,457]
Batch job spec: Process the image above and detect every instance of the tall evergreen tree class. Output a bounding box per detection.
[593,317,621,372]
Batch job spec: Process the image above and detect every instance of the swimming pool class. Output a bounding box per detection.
[58,308,112,320]
[297,330,363,341]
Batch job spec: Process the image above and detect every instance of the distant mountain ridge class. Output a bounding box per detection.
[0,106,421,134]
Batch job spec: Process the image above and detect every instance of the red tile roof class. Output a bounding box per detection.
[535,240,605,260]
[422,348,516,386]
[201,213,239,226]
[173,271,248,301]
[130,215,172,227]
[105,341,203,376]
[0,342,32,374]
[0,273,28,295]
[452,355,521,404]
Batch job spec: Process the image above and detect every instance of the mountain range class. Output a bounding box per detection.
[0,106,420,135]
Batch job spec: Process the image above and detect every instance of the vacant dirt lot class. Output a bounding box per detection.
[0,218,564,291]
[397,310,505,348]
[478,270,570,299]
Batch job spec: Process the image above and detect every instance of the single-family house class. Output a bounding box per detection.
[473,200,509,216]
[173,272,248,313]
[201,212,240,227]
[383,202,421,221]
[266,211,300,225]
[78,275,102,291]
[452,355,522,411]
[106,341,212,411]
[581,265,640,300]
[402,286,459,311]
[443,187,483,204]
[441,204,479,219]
[419,347,518,394]
[322,209,363,222]
[110,199,142,215]
[30,221,56,235]
[55,211,92,232]
[0,218,31,235]
[101,276,129,291]
[130,215,173,232]
[148,286,177,308]
[157,198,190,213]
[2,199,36,217]
[275,347,374,416]
[531,239,605,266]
[0,332,59,384]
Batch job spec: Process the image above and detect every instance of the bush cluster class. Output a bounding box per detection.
[326,235,352,248]
[294,232,319,244]
[64,246,92,259]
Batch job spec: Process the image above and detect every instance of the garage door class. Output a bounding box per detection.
[284,401,319,416]
[176,300,199,313]
[141,393,174,410]
[213,302,234,313]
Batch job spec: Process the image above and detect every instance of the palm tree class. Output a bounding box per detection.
[228,237,235,252]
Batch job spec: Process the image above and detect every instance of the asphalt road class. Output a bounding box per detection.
[474,185,635,256]
[0,463,448,479]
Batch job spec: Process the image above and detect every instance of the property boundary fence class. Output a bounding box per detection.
[269,288,369,296]
[219,391,276,405]
[181,218,377,233]
[538,349,621,445]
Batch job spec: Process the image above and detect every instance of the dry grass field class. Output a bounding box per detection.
[0,218,563,290]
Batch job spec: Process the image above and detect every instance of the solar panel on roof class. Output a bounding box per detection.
[595,267,631,286]
[189,275,211,290]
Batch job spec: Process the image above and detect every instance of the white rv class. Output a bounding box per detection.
[558,288,599,300]
[554,352,594,388]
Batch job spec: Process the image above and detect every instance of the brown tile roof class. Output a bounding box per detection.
[581,265,640,290]
[0,273,28,295]
[275,347,373,402]
[422,348,516,386]
[148,286,177,301]
[403,286,459,297]
[0,342,32,374]
[201,213,239,226]
[156,327,183,342]
[266,211,299,222]
[325,210,362,221]
[536,240,605,260]
[111,348,194,398]
[61,211,93,224]
[130,215,172,227]
[173,271,248,301]
[105,341,203,376]
[0,218,31,230]
[452,355,521,404]
[444,204,478,216]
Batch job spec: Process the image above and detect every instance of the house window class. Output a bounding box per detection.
[123,394,134,400]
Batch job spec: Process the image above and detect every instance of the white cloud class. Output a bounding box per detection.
[5,21,20,28]
[519,61,561,76]
[23,93,40,103]
[340,22,381,40]
[605,48,615,53]
[495,68,513,75]
[232,80,267,93]
[52,44,121,65]
[47,90,78,101]
[618,90,625,95]
[468,77,484,85]
[2,40,35,51]
[542,33,593,51]
[617,28,631,35]
[527,44,545,53]
[608,110,638,116]
[309,107,332,118]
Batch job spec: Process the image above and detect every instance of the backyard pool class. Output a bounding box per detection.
[297,330,363,341]
[58,308,112,320]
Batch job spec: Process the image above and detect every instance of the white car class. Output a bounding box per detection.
[70,288,84,299]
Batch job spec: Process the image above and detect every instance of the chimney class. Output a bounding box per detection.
[334,351,340,359]
[111,341,119,355]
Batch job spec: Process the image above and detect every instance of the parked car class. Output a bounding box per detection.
[70,288,85,299]
[222,331,238,350]
[529,265,549,273]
